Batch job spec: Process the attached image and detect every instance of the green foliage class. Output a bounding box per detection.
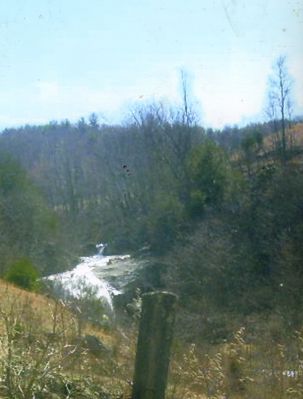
[240,130,263,155]
[0,154,27,195]
[4,258,40,291]
[187,140,231,216]
[188,189,206,216]
[147,195,185,253]
[0,152,68,276]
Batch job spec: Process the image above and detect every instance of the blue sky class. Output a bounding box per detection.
[0,0,302,129]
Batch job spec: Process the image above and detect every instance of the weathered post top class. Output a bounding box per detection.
[132,291,177,399]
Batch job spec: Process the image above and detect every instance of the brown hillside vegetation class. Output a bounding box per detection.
[0,280,303,398]
[0,279,135,398]
[263,123,303,154]
[0,279,114,345]
[291,122,303,146]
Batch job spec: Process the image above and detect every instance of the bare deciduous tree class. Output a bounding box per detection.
[180,69,198,127]
[267,56,293,163]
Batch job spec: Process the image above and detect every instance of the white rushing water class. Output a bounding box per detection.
[45,243,145,310]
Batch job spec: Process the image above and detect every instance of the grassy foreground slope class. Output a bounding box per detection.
[0,280,303,399]
[0,279,135,399]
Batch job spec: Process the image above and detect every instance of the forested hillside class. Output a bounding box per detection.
[1,102,303,337]
[0,106,205,254]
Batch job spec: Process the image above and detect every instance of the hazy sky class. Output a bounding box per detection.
[0,0,302,129]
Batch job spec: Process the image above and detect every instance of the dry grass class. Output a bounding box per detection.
[168,325,303,399]
[290,122,303,146]
[0,279,114,347]
[231,122,303,166]
[262,123,303,154]
[0,279,135,398]
[1,280,302,398]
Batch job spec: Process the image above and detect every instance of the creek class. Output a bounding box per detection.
[45,244,150,310]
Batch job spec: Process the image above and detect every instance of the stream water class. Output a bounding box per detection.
[45,244,147,310]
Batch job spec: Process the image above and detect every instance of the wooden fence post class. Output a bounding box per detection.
[132,291,177,399]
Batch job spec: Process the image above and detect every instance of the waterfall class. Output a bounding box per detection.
[46,260,118,310]
[96,242,107,255]
[44,243,146,312]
